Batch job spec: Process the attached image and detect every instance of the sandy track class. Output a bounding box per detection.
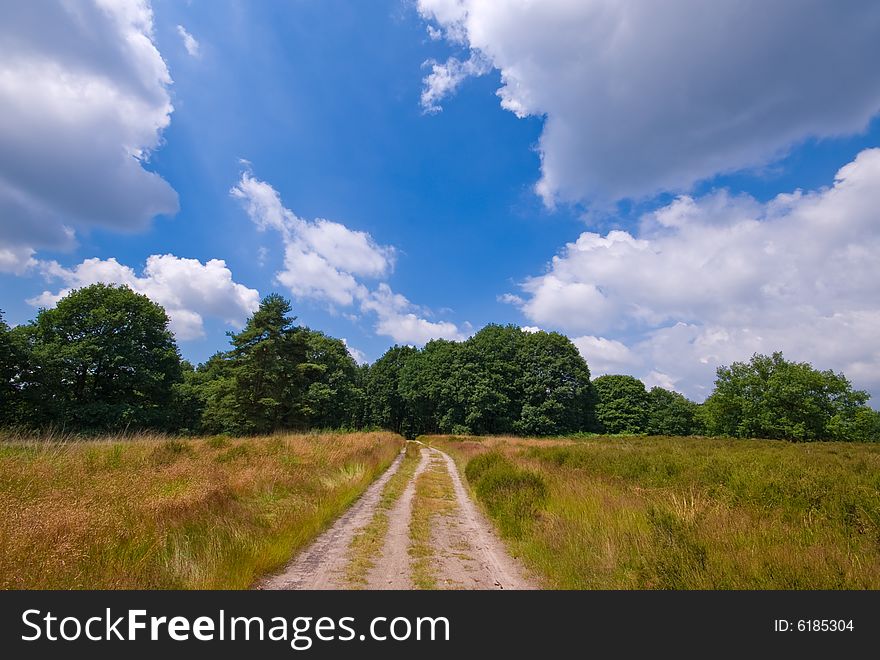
[427,446,536,590]
[258,447,407,590]
[259,442,536,590]
[363,446,431,588]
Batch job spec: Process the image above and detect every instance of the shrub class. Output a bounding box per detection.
[465,452,547,538]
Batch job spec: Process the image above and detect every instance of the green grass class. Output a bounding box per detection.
[0,431,404,589]
[432,434,880,589]
[344,442,421,587]
[464,452,547,538]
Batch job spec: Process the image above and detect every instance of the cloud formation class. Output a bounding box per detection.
[420,52,491,114]
[176,25,200,58]
[30,255,260,341]
[418,0,880,204]
[0,0,178,271]
[231,171,468,345]
[508,148,880,399]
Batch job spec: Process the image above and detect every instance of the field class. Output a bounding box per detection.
[431,435,880,589]
[0,431,402,589]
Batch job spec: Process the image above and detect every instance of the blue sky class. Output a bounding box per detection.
[1,1,879,402]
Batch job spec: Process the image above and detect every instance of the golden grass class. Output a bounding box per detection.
[431,434,880,589]
[0,431,403,589]
[409,454,456,590]
[343,442,421,587]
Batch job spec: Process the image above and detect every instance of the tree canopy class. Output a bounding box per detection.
[0,287,876,442]
[389,325,594,438]
[593,375,649,434]
[9,284,181,431]
[701,352,871,441]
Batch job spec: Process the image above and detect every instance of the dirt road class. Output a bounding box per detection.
[259,443,536,590]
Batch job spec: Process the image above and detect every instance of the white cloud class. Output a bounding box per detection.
[0,0,178,265]
[520,326,541,334]
[643,371,679,393]
[231,171,468,345]
[361,284,468,345]
[571,335,640,378]
[497,293,523,305]
[231,171,390,306]
[420,52,491,114]
[512,148,880,399]
[341,339,368,365]
[29,254,260,341]
[176,24,200,58]
[0,245,38,276]
[418,0,880,204]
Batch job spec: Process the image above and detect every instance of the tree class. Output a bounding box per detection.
[0,311,22,426]
[514,330,595,436]
[701,352,870,441]
[208,294,311,434]
[300,329,361,429]
[394,326,595,437]
[398,338,465,435]
[645,386,699,436]
[460,325,522,435]
[196,352,238,434]
[167,360,207,435]
[15,284,182,431]
[365,345,419,436]
[593,375,649,434]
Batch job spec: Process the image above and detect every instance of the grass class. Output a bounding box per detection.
[409,453,457,589]
[430,434,880,589]
[344,442,421,587]
[0,431,403,589]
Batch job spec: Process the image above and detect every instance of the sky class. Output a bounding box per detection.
[1,0,879,402]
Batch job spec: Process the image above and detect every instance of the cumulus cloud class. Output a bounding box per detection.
[176,24,200,58]
[0,0,178,267]
[508,148,880,399]
[231,171,393,306]
[361,284,468,344]
[418,0,880,204]
[29,255,260,341]
[570,335,640,378]
[0,245,38,276]
[231,171,468,345]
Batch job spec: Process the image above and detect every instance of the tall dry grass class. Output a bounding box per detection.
[0,431,403,589]
[432,435,880,589]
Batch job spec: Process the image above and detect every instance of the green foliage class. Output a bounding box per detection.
[702,352,870,441]
[0,311,22,426]
[222,294,310,434]
[388,325,595,437]
[593,375,649,434]
[646,387,701,436]
[514,330,595,436]
[465,451,547,538]
[12,284,181,431]
[167,361,205,434]
[398,339,463,436]
[365,345,419,436]
[828,406,880,442]
[300,330,363,429]
[2,285,876,443]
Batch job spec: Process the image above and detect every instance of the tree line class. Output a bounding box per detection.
[1,283,877,441]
